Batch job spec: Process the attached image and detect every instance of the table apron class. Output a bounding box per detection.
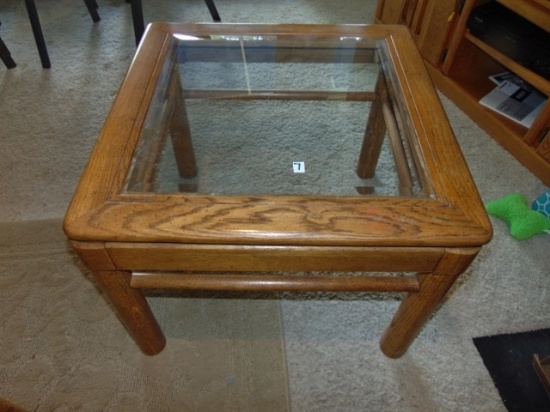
[103,242,446,273]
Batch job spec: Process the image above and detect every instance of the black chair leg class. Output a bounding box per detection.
[24,0,50,68]
[0,37,17,69]
[0,22,16,69]
[83,0,101,22]
[128,0,145,46]
[204,0,221,22]
[127,0,219,47]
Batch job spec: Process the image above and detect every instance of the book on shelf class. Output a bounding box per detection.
[479,72,547,128]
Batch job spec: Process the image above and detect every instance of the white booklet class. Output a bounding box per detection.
[479,72,546,128]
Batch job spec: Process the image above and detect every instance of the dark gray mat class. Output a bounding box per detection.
[473,329,550,412]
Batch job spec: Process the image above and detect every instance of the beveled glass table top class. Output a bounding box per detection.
[123,28,432,198]
[65,24,492,248]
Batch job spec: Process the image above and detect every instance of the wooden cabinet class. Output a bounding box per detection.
[375,0,458,67]
[376,0,550,185]
[538,125,550,162]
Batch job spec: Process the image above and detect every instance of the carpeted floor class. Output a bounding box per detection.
[1,0,549,411]
[0,219,289,411]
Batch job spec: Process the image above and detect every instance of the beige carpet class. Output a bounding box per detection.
[0,220,289,411]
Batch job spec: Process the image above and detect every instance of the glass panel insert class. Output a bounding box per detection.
[124,33,431,197]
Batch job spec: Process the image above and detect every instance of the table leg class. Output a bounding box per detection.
[380,248,479,358]
[356,73,387,178]
[91,270,166,355]
[169,69,197,178]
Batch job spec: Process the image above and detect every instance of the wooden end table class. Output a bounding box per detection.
[64,23,492,358]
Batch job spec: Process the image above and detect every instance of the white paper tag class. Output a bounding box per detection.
[293,161,305,173]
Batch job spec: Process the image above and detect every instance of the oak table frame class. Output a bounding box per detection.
[64,23,492,358]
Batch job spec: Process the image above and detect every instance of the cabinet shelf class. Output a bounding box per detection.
[426,63,550,186]
[375,0,550,186]
[497,0,550,32]
[465,31,550,96]
[440,65,529,139]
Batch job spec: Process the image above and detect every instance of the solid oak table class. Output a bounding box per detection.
[64,23,492,358]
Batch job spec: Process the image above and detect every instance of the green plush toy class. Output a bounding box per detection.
[486,193,550,240]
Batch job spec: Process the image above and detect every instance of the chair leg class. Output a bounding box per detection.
[83,0,101,22]
[204,0,221,21]
[128,0,145,46]
[24,0,50,68]
[126,0,219,46]
[0,36,16,69]
[0,21,16,69]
